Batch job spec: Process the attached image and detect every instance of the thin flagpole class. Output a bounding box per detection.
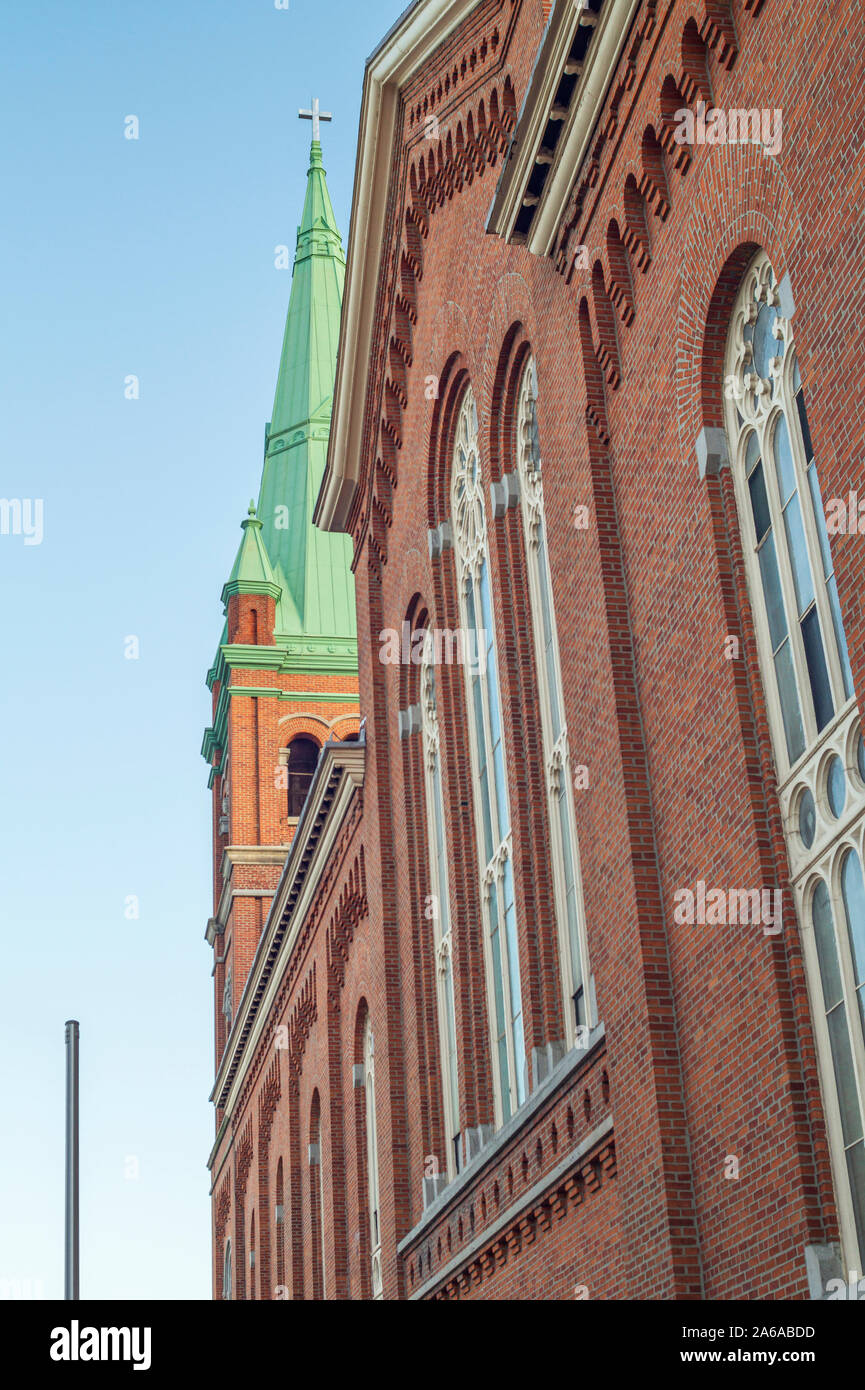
[65,1020,79,1300]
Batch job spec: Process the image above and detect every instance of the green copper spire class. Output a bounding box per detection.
[221,503,282,607]
[256,133,356,643]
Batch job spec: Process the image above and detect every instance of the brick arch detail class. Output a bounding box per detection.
[674,139,804,459]
[479,272,538,443]
[425,303,477,525]
[329,714,361,739]
[427,300,477,395]
[276,714,331,746]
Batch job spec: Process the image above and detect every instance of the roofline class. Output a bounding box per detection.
[486,0,641,254]
[315,0,483,535]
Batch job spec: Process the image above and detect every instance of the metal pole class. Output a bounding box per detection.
[65,1020,79,1301]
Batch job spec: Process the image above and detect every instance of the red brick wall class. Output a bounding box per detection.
[209,0,864,1299]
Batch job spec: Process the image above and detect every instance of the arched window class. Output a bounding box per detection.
[248,1210,256,1300]
[222,965,233,1035]
[420,636,461,1175]
[515,355,593,1043]
[275,1158,285,1297]
[286,736,318,817]
[310,1094,326,1299]
[363,1016,383,1299]
[724,250,865,1268]
[451,385,526,1123]
[222,1239,232,1301]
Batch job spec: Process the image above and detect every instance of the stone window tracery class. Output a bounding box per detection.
[516,355,593,1043]
[420,638,462,1175]
[725,251,865,1268]
[363,1016,383,1298]
[451,386,526,1124]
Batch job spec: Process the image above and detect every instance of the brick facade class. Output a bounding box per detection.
[206,0,865,1299]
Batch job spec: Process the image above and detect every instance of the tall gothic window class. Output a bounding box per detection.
[516,356,593,1043]
[275,1158,285,1296]
[310,1096,326,1299]
[724,250,865,1269]
[248,1211,256,1301]
[451,385,526,1124]
[222,1239,232,1301]
[363,1016,383,1299]
[222,965,233,1035]
[420,637,461,1175]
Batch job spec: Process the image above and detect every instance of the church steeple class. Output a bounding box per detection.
[202,116,360,1068]
[256,127,355,644]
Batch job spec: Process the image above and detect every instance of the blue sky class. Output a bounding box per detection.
[0,0,399,1301]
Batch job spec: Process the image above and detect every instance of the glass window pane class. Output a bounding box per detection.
[783,493,815,617]
[826,755,846,819]
[488,878,510,1123]
[745,430,761,475]
[752,301,781,377]
[827,1004,864,1146]
[841,851,865,988]
[827,575,855,700]
[464,578,477,634]
[538,526,562,740]
[757,532,788,651]
[488,882,507,1041]
[498,1034,511,1123]
[813,879,844,1010]
[805,457,854,698]
[846,1140,865,1258]
[479,561,494,655]
[512,1009,526,1106]
[472,675,493,860]
[773,640,805,764]
[798,788,816,848]
[801,606,834,731]
[443,954,460,1135]
[773,414,797,506]
[492,740,508,842]
[796,388,814,464]
[808,462,833,578]
[503,858,522,1021]
[749,463,772,543]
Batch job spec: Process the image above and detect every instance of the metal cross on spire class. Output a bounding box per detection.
[298,97,332,143]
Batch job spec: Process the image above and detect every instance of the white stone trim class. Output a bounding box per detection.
[451,386,526,1126]
[515,356,593,1042]
[724,251,865,1271]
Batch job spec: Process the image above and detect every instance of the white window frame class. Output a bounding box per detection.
[450,385,526,1126]
[311,1108,326,1299]
[363,1017,383,1299]
[222,964,233,1034]
[725,250,865,1271]
[420,640,462,1177]
[515,355,594,1045]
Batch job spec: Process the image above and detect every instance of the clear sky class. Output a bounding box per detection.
[0,0,400,1301]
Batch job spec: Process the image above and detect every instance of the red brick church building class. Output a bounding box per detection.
[203,0,865,1298]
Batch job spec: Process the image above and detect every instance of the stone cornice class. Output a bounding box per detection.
[221,845,293,872]
[486,0,641,255]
